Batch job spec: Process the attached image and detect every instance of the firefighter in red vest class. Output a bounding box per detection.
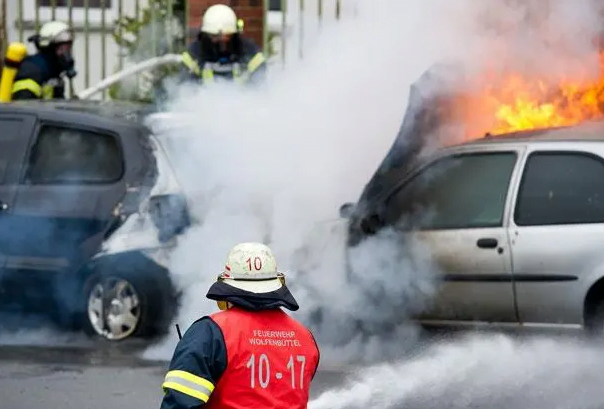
[160,242,321,409]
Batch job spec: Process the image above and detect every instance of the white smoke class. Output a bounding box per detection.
[141,0,604,371]
[310,334,604,409]
[141,0,446,364]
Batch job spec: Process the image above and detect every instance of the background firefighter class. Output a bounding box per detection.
[160,242,320,409]
[179,4,267,86]
[10,20,76,101]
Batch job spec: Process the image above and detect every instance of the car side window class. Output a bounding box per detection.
[0,118,27,184]
[25,125,124,185]
[384,152,518,230]
[514,151,604,226]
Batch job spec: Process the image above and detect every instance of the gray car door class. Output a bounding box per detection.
[509,144,604,325]
[8,118,127,274]
[381,147,524,323]
[0,113,37,274]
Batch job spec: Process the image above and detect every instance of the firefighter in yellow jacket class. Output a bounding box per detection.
[9,21,77,101]
[180,4,267,86]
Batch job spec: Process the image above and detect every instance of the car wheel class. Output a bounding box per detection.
[81,251,178,342]
[84,274,144,341]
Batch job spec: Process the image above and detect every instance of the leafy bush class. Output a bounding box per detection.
[108,0,186,102]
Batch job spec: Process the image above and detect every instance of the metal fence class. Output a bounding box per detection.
[1,0,352,100]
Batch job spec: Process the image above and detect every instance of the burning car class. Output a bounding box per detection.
[0,99,190,341]
[339,57,604,335]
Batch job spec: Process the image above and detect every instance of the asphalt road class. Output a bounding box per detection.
[0,336,350,409]
[2,326,604,409]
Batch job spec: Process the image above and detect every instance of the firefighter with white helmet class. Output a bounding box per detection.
[179,4,267,86]
[7,20,76,101]
[160,242,320,409]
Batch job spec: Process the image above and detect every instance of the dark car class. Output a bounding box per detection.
[0,100,190,341]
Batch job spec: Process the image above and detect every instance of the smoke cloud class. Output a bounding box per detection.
[310,333,604,409]
[142,0,604,372]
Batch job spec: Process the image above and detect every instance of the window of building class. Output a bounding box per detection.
[384,152,518,230]
[25,125,123,185]
[39,0,111,7]
[269,0,282,11]
[515,151,604,226]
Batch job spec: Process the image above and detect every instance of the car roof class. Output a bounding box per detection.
[0,100,156,127]
[457,119,604,147]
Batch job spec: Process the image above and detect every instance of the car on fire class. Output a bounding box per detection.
[0,99,191,341]
[341,107,604,335]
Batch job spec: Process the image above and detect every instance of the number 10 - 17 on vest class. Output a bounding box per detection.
[246,354,306,389]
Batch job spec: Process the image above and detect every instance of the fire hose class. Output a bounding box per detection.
[76,53,184,100]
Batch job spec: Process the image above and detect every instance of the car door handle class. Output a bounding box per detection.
[477,238,498,249]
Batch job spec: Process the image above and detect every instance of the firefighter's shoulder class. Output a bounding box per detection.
[178,316,227,362]
[240,36,262,56]
[13,54,51,88]
[184,40,202,61]
[161,317,227,409]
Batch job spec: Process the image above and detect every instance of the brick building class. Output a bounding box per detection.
[187,0,266,48]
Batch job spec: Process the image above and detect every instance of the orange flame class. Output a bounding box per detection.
[461,53,604,138]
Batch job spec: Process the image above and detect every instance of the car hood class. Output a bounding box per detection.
[355,63,469,209]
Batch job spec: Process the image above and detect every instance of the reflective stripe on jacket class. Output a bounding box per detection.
[204,307,320,409]
[180,50,266,84]
[10,54,65,101]
[162,369,215,403]
[12,78,54,99]
[159,317,227,409]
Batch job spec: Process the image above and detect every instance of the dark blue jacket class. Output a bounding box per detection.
[12,53,66,100]
[160,317,227,409]
[179,35,267,86]
[159,282,301,409]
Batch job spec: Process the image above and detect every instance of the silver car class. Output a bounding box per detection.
[343,121,604,335]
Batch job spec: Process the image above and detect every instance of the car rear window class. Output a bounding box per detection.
[515,151,604,226]
[25,124,124,185]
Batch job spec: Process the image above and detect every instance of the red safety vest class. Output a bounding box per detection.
[205,307,320,409]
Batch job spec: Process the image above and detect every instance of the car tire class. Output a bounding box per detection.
[81,251,178,342]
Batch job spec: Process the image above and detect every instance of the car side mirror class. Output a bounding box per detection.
[339,202,355,219]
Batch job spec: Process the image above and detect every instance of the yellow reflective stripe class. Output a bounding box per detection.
[42,85,53,100]
[246,52,265,74]
[181,52,201,76]
[162,370,214,403]
[234,73,245,84]
[162,381,210,402]
[232,64,241,77]
[202,68,214,82]
[12,79,42,97]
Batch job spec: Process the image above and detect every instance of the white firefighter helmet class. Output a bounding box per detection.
[201,4,238,35]
[219,242,285,293]
[37,21,74,47]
